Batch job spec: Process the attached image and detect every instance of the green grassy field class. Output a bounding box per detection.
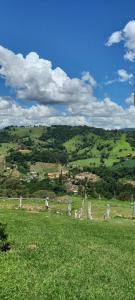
[10,127,45,138]
[68,133,135,168]
[0,197,135,300]
[70,157,100,167]
[30,162,60,175]
[0,143,18,155]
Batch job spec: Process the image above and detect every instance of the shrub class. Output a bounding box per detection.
[0,222,10,252]
[32,190,56,199]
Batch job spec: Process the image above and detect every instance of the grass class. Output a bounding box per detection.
[64,135,83,153]
[70,157,100,167]
[30,162,62,175]
[0,196,133,218]
[69,134,135,168]
[105,134,135,167]
[10,127,45,138]
[112,158,135,170]
[0,201,135,300]
[0,143,18,155]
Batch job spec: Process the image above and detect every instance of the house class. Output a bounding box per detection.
[75,172,100,183]
[48,172,60,178]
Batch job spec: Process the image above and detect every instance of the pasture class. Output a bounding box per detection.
[0,197,135,300]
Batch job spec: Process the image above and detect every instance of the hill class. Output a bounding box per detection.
[0,125,135,172]
[0,125,135,200]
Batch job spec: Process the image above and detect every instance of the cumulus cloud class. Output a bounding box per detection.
[105,69,133,85]
[106,31,123,46]
[125,93,134,105]
[68,97,123,117]
[68,96,135,129]
[0,96,57,127]
[118,69,133,82]
[82,72,97,87]
[106,20,135,61]
[0,96,89,128]
[0,45,96,105]
[0,94,135,129]
[0,45,135,129]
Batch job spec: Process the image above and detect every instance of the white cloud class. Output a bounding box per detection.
[82,71,97,87]
[125,93,134,105]
[106,20,135,61]
[67,96,135,129]
[0,95,135,129]
[68,97,123,117]
[0,45,96,105]
[0,96,57,127]
[105,69,133,85]
[0,45,135,129]
[106,31,123,46]
[0,96,89,128]
[117,69,133,82]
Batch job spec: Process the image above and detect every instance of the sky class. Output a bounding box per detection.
[0,0,135,129]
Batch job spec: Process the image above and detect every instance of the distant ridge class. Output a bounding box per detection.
[120,128,135,132]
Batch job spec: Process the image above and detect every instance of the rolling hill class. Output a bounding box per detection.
[0,125,135,178]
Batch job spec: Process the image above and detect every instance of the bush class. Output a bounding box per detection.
[32,190,56,199]
[119,191,131,201]
[0,222,10,252]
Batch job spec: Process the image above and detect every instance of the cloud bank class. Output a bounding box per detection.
[0,45,135,129]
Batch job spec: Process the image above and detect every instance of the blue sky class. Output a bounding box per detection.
[0,0,135,128]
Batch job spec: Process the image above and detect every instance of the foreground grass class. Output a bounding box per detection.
[0,208,135,300]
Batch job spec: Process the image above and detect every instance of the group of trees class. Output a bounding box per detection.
[0,176,66,198]
[6,148,68,166]
[69,164,135,201]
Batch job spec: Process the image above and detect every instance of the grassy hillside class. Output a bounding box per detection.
[1,125,135,179]
[10,126,45,138]
[0,202,134,300]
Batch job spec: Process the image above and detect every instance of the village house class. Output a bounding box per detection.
[75,172,100,183]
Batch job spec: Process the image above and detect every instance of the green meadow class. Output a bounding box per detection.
[0,197,135,300]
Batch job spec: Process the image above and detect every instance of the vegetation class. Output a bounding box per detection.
[0,222,10,252]
[0,126,135,299]
[0,201,134,299]
[0,125,135,200]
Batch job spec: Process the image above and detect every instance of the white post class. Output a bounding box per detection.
[106,204,111,220]
[45,197,49,209]
[132,202,135,218]
[75,210,78,219]
[19,195,22,208]
[88,202,93,220]
[85,191,87,200]
[78,207,83,219]
[67,203,72,216]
